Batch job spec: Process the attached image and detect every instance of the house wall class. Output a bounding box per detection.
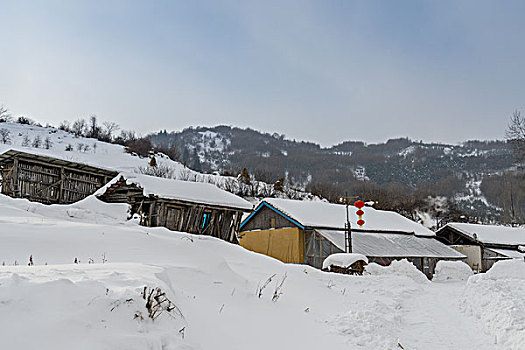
[482,248,509,272]
[450,245,482,271]
[239,227,304,263]
[241,205,297,232]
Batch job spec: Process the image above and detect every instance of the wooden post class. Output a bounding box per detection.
[59,166,65,203]
[12,157,19,196]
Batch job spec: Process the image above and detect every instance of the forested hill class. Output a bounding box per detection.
[150,125,524,224]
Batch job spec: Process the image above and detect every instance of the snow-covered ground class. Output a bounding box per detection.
[0,122,523,349]
[0,194,523,349]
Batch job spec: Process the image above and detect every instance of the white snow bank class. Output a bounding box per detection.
[433,260,473,281]
[461,259,525,349]
[322,253,368,270]
[0,194,130,225]
[483,259,525,280]
[0,264,183,350]
[365,259,429,283]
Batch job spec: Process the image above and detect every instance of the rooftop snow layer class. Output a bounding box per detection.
[262,198,435,236]
[322,253,368,270]
[445,223,525,246]
[317,229,465,259]
[99,173,253,210]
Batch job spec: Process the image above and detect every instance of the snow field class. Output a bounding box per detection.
[1,193,522,349]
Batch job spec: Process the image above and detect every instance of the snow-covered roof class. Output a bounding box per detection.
[260,198,435,236]
[322,253,368,270]
[489,248,525,259]
[317,229,465,259]
[0,149,117,175]
[443,223,525,246]
[98,173,253,211]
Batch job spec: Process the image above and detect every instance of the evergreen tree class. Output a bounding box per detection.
[192,149,202,172]
[149,156,157,167]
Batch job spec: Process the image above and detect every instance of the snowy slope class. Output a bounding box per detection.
[0,122,180,173]
[0,194,522,349]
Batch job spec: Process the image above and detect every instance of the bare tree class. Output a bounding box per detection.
[101,121,120,142]
[0,105,11,122]
[0,128,10,144]
[88,115,101,139]
[72,118,87,137]
[44,136,53,149]
[22,135,31,147]
[506,110,525,163]
[32,135,42,148]
[59,120,71,132]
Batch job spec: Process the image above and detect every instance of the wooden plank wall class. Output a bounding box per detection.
[1,157,107,204]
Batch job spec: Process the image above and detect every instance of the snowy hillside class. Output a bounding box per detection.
[0,122,185,173]
[1,194,524,349]
[150,126,523,224]
[0,122,314,202]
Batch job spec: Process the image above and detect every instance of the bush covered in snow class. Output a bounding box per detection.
[365,259,429,283]
[432,260,473,282]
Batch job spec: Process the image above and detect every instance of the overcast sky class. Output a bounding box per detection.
[1,0,524,146]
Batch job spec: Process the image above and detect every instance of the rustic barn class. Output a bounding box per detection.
[96,173,253,243]
[436,223,525,272]
[0,150,117,204]
[239,198,465,278]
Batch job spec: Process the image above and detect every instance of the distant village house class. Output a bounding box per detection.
[436,223,525,272]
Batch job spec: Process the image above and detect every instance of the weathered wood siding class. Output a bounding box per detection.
[241,205,296,232]
[1,157,111,204]
[99,181,245,244]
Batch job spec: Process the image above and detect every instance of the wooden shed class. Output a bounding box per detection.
[96,173,253,244]
[0,150,117,204]
[240,198,465,278]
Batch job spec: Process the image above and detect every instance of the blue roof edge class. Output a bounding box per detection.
[239,201,305,230]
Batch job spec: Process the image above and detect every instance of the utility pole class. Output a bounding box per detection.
[340,194,358,253]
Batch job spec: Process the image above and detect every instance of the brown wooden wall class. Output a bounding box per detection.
[1,157,110,204]
[240,204,296,232]
[99,182,244,244]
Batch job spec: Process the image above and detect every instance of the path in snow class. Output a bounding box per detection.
[397,281,496,350]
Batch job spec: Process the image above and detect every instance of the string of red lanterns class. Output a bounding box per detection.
[354,200,365,227]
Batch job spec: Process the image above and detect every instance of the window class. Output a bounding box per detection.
[270,217,276,228]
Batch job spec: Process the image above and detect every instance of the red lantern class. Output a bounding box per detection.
[356,209,364,216]
[354,200,365,208]
[357,219,365,227]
